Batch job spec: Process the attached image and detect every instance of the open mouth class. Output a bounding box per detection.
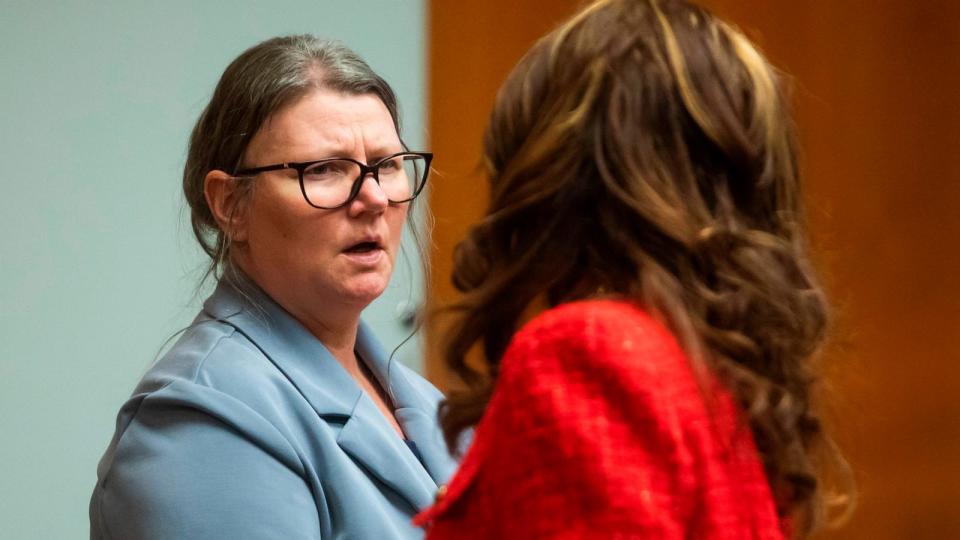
[344,241,382,254]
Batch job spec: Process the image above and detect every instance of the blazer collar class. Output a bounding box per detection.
[201,279,448,510]
[202,278,359,418]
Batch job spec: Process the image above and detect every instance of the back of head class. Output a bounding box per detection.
[443,0,851,534]
[183,35,401,283]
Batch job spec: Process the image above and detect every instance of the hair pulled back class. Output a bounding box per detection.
[183,35,401,282]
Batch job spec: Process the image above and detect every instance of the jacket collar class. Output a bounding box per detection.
[202,278,359,418]
[201,278,451,510]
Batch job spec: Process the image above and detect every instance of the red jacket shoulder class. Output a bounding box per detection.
[501,299,694,393]
[418,300,782,539]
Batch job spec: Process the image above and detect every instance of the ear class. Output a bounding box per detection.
[204,170,250,243]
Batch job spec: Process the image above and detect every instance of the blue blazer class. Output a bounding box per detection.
[90,280,457,539]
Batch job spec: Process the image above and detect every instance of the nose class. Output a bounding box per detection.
[349,172,389,214]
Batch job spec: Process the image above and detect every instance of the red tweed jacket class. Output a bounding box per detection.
[416,300,785,539]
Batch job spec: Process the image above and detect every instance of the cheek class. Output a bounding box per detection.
[388,208,408,247]
[251,203,289,242]
[246,189,315,253]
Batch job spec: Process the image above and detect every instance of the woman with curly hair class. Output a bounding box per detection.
[416,0,852,538]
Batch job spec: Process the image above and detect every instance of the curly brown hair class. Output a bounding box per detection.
[439,0,852,535]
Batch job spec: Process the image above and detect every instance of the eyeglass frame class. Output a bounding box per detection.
[233,151,433,210]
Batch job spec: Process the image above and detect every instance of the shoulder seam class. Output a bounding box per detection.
[185,321,239,386]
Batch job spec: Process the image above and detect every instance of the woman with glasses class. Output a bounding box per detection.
[416,0,853,538]
[90,35,455,539]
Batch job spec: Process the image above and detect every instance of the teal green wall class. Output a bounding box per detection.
[0,1,427,536]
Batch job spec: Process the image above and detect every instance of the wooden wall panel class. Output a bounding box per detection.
[697,2,960,537]
[426,0,582,387]
[428,1,960,537]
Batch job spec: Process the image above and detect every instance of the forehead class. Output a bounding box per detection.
[247,89,401,161]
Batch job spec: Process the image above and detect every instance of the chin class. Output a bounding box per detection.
[341,279,390,307]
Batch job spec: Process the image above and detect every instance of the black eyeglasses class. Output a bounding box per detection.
[234,151,432,210]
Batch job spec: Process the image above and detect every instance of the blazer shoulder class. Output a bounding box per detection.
[138,317,282,396]
[517,299,672,344]
[417,301,702,533]
[504,299,687,381]
[111,320,309,468]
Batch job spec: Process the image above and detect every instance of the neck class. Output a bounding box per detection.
[230,261,366,375]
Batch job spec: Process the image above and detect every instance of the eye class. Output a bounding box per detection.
[304,160,351,181]
[377,156,403,172]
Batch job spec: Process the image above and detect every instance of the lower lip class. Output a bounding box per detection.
[342,248,384,266]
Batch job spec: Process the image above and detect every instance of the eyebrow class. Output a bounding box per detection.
[265,135,404,163]
[320,146,406,163]
[363,143,406,159]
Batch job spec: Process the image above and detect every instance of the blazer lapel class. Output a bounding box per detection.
[336,393,437,511]
[357,324,458,485]
[203,280,440,511]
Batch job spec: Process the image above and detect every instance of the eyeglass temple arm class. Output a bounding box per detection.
[234,163,293,175]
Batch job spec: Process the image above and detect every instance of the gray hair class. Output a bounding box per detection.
[183,35,403,283]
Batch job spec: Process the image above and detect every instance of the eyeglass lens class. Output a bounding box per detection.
[302,154,426,208]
